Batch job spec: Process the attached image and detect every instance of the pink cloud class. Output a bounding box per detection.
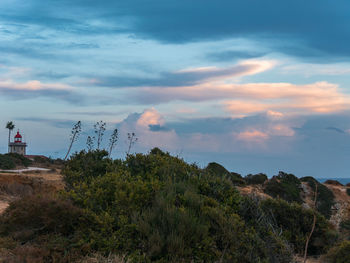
[126,59,349,117]
[0,79,73,91]
[176,59,275,82]
[137,108,165,127]
[137,81,349,116]
[270,125,295,137]
[236,130,269,142]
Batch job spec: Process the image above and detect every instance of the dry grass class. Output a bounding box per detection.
[0,171,64,216]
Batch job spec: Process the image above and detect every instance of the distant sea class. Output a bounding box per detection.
[316,178,350,185]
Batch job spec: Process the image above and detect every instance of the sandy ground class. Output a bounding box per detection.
[0,167,51,173]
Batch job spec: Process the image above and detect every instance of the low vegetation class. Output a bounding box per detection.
[0,148,348,262]
[245,173,268,185]
[0,153,31,169]
[300,176,335,219]
[264,171,303,203]
[325,241,350,263]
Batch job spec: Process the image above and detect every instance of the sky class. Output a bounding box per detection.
[1,0,350,178]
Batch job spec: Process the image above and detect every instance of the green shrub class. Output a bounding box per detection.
[0,154,15,169]
[7,149,338,262]
[346,188,350,196]
[228,172,246,186]
[7,153,32,167]
[340,219,350,231]
[239,196,293,262]
[0,153,32,169]
[260,198,337,255]
[205,162,230,176]
[0,195,94,262]
[245,173,268,185]
[325,241,350,263]
[62,149,113,188]
[339,219,350,240]
[264,171,302,203]
[63,149,292,262]
[205,162,245,185]
[300,176,335,219]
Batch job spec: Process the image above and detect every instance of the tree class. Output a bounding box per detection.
[126,132,138,155]
[108,128,118,158]
[64,121,81,161]
[5,121,15,153]
[94,121,106,150]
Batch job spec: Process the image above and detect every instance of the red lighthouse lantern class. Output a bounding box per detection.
[14,130,22,143]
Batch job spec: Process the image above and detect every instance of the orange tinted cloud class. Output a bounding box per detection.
[137,81,349,115]
[0,79,73,91]
[236,130,269,141]
[137,108,165,127]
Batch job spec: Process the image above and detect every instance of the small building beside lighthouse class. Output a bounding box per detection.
[8,130,27,155]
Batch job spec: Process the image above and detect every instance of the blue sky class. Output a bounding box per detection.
[1,0,350,178]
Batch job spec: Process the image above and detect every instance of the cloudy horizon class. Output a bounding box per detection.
[1,0,350,178]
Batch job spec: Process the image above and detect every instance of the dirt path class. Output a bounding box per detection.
[0,167,51,173]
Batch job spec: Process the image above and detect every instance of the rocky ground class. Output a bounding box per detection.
[325,183,350,229]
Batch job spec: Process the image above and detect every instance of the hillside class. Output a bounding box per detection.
[0,150,349,263]
[237,180,350,231]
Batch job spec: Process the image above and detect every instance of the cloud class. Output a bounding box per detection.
[136,108,165,127]
[92,60,273,88]
[2,0,350,61]
[115,108,302,154]
[325,127,345,134]
[17,117,76,129]
[0,79,83,103]
[130,78,350,116]
[206,50,267,62]
[236,130,269,142]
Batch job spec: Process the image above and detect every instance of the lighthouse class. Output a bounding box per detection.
[8,130,27,155]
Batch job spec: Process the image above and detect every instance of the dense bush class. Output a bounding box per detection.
[238,196,293,262]
[347,188,350,196]
[62,150,113,188]
[0,148,341,262]
[0,195,94,262]
[264,171,302,203]
[339,219,350,240]
[260,198,337,255]
[205,162,230,176]
[205,162,245,186]
[324,180,343,186]
[300,176,335,219]
[245,173,268,185]
[0,154,15,169]
[60,149,298,262]
[325,241,350,263]
[340,219,350,231]
[0,153,32,169]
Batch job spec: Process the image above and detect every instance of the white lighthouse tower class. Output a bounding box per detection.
[8,130,27,155]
